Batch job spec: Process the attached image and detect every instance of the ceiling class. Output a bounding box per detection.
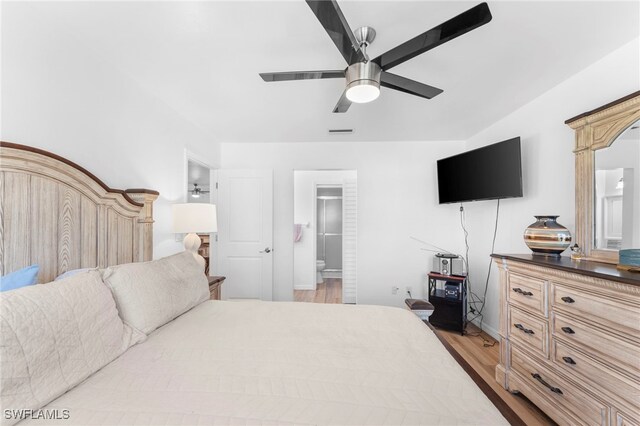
[4,1,639,142]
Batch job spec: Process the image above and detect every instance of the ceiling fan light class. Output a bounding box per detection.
[191,183,202,198]
[346,80,380,103]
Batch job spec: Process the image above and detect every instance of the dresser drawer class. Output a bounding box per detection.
[553,340,640,408]
[511,346,608,425]
[554,313,640,376]
[507,372,584,425]
[509,306,549,358]
[509,272,547,317]
[553,283,640,334]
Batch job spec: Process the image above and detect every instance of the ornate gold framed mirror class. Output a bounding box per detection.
[566,91,640,263]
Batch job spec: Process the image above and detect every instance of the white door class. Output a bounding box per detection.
[217,169,273,300]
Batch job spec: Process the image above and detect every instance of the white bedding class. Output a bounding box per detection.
[0,270,144,426]
[23,301,507,425]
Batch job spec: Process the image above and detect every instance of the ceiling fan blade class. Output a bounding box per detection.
[260,70,345,82]
[306,0,365,65]
[372,2,492,71]
[333,91,352,113]
[380,72,443,99]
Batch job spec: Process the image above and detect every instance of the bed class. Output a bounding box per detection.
[0,142,507,425]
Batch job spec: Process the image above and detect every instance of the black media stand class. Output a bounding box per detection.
[427,272,467,335]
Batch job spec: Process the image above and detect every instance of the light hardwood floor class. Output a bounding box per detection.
[435,324,556,426]
[294,281,553,425]
[294,278,342,304]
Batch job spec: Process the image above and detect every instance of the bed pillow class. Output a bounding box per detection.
[0,264,39,292]
[54,267,92,281]
[0,270,145,426]
[102,251,209,335]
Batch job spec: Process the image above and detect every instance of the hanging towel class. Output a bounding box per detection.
[293,224,303,242]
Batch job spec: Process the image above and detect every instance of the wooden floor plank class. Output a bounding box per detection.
[435,324,556,426]
[294,278,342,304]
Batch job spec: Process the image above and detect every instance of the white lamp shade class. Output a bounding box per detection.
[172,203,217,234]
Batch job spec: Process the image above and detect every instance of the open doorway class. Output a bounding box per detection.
[185,151,217,276]
[292,170,357,304]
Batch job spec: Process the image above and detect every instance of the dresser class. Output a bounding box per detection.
[492,254,640,426]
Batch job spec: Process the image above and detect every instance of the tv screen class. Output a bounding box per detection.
[437,137,523,204]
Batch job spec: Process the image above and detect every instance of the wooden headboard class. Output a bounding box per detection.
[0,142,159,283]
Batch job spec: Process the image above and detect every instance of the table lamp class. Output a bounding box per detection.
[172,203,217,269]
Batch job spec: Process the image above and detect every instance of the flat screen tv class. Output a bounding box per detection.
[437,137,523,204]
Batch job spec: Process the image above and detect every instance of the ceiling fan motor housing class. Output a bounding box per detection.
[345,62,381,96]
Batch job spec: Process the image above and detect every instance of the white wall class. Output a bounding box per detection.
[1,6,221,259]
[293,170,356,291]
[463,38,640,338]
[222,141,466,305]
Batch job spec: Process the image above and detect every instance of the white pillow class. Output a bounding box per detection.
[0,270,144,426]
[101,252,209,335]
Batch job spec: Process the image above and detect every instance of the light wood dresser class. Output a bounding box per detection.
[492,254,640,426]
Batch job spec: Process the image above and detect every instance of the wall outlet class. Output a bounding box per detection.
[391,286,399,295]
[405,286,413,296]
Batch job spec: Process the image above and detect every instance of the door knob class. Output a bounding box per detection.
[260,247,272,253]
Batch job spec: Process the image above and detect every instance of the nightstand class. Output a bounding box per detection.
[208,276,226,300]
[427,272,467,335]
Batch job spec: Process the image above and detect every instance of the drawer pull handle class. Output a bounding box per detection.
[561,296,575,303]
[513,287,534,296]
[531,373,563,395]
[562,356,576,365]
[561,326,575,334]
[514,323,535,335]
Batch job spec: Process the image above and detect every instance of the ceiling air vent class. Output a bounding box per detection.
[328,129,354,135]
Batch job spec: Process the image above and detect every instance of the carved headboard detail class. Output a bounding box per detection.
[0,142,159,283]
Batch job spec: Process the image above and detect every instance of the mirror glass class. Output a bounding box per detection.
[594,120,640,250]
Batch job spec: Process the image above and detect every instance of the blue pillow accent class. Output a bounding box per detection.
[0,265,40,292]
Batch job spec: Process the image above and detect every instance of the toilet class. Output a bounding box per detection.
[316,260,326,284]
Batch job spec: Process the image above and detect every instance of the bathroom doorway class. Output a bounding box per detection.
[292,170,357,304]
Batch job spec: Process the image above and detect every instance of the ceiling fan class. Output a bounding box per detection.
[190,183,210,199]
[260,1,492,113]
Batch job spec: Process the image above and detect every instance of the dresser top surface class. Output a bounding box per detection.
[491,254,640,287]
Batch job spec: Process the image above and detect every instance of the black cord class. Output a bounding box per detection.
[461,199,500,347]
[460,204,484,313]
[478,198,500,315]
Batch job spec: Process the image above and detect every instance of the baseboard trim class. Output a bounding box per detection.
[469,319,499,340]
[293,285,316,291]
[322,271,342,279]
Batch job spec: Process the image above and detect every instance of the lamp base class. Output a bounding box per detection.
[183,232,206,271]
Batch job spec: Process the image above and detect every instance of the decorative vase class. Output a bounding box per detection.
[523,215,572,257]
